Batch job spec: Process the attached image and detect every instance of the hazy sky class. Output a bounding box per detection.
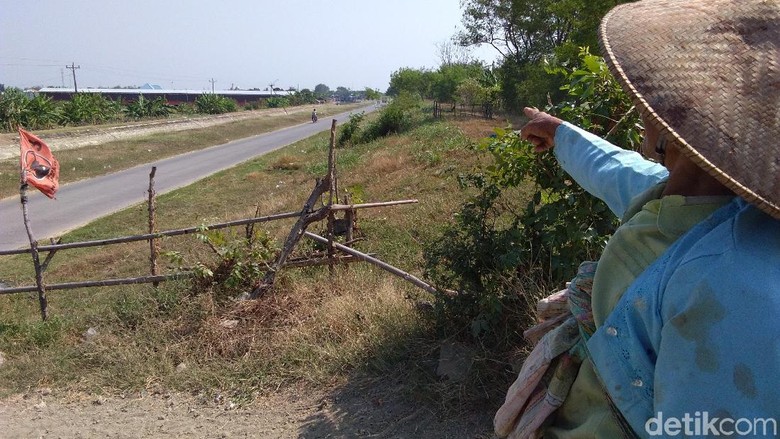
[0,0,497,93]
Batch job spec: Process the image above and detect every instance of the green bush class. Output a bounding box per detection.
[265,97,289,108]
[0,88,32,131]
[337,111,365,147]
[61,93,122,125]
[360,92,423,142]
[124,96,172,119]
[195,93,238,114]
[423,50,641,345]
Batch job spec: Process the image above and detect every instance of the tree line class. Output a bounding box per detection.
[0,85,381,133]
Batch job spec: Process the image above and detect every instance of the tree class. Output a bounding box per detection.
[430,62,485,103]
[364,87,382,100]
[314,84,330,99]
[456,77,487,106]
[334,86,352,102]
[456,0,629,111]
[386,67,432,98]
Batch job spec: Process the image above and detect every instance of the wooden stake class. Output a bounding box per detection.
[147,166,160,286]
[304,231,439,295]
[19,175,48,320]
[327,120,337,275]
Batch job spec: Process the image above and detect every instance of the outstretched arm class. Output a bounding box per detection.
[519,107,668,218]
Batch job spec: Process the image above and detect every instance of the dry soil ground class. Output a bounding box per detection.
[0,380,494,438]
[0,107,497,438]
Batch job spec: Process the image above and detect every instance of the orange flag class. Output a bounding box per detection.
[19,128,59,199]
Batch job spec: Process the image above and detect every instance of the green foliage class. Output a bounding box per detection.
[265,97,290,108]
[386,67,432,98]
[364,87,382,100]
[288,89,317,106]
[124,95,172,119]
[0,88,63,131]
[360,92,423,142]
[544,47,642,150]
[423,51,638,345]
[337,111,365,147]
[193,225,277,300]
[457,0,629,112]
[25,94,62,129]
[195,93,238,114]
[430,62,486,103]
[314,83,331,99]
[61,93,122,125]
[0,88,28,130]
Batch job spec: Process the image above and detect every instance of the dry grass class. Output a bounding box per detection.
[0,112,510,409]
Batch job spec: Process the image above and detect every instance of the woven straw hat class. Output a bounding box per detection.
[599,0,780,219]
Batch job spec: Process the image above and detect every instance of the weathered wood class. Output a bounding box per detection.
[0,202,418,257]
[19,178,48,321]
[148,166,160,287]
[39,238,61,272]
[0,211,303,256]
[248,120,340,299]
[248,180,330,299]
[303,231,439,295]
[327,119,338,276]
[0,272,195,295]
[329,200,418,211]
[283,254,367,268]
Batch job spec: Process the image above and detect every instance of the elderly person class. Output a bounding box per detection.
[495,0,780,437]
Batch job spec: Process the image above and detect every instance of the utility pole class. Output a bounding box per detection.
[209,78,216,93]
[66,63,80,93]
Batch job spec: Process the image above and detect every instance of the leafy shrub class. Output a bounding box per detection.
[265,97,289,108]
[337,111,365,147]
[124,96,172,119]
[192,225,277,302]
[0,88,30,131]
[360,92,423,143]
[195,93,238,114]
[61,93,122,125]
[423,49,641,345]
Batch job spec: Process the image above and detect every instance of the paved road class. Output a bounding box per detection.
[0,106,375,251]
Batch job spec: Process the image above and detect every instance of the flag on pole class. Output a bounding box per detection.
[19,128,59,199]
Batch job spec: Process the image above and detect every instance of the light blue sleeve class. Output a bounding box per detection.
[553,122,669,218]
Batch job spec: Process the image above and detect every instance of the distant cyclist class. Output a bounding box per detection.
[311,108,318,123]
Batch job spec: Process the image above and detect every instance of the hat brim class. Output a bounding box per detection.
[599,0,780,219]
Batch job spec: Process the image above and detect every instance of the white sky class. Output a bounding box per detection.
[0,0,498,93]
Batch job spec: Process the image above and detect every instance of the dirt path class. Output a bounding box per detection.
[0,379,494,438]
[0,105,319,161]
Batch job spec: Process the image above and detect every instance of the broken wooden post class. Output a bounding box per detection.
[248,120,339,299]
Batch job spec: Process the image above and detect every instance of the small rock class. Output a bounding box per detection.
[219,319,239,329]
[93,396,107,405]
[82,327,98,342]
[34,401,47,409]
[38,387,52,396]
[176,362,187,373]
[225,401,236,411]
